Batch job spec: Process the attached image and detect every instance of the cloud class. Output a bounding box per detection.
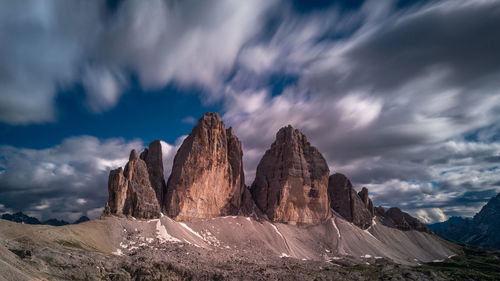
[220,0,500,220]
[2,0,500,221]
[181,116,197,125]
[0,136,143,221]
[0,0,276,124]
[82,65,126,113]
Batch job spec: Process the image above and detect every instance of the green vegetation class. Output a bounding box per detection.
[417,245,500,280]
[55,240,85,250]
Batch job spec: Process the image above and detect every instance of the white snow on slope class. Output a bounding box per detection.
[156,220,181,243]
[179,222,205,240]
[331,219,341,238]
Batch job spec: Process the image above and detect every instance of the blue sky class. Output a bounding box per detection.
[1,0,500,223]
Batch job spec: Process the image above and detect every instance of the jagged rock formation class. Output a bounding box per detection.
[429,192,500,249]
[165,112,246,221]
[377,207,431,233]
[104,150,161,219]
[328,173,373,229]
[251,125,331,224]
[358,187,375,216]
[140,140,167,208]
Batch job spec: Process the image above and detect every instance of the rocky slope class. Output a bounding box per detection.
[251,125,331,224]
[428,192,500,249]
[0,214,459,281]
[165,112,247,221]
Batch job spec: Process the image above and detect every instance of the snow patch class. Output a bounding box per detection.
[331,219,341,238]
[270,223,286,242]
[245,217,251,222]
[375,256,383,259]
[112,249,123,256]
[361,254,372,259]
[119,242,128,249]
[156,220,181,243]
[179,222,204,240]
[280,253,290,258]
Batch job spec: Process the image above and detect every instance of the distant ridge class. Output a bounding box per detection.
[428,192,500,249]
[1,212,89,226]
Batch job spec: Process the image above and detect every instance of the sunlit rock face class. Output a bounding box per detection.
[104,149,161,219]
[328,173,373,229]
[164,112,246,221]
[251,125,331,224]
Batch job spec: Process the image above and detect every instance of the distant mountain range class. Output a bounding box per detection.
[0,212,89,226]
[428,192,500,249]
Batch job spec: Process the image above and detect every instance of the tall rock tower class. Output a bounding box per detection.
[164,112,247,221]
[251,125,331,224]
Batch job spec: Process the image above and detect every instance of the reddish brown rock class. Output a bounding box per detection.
[328,173,373,229]
[104,149,161,219]
[251,125,331,224]
[104,167,127,215]
[140,140,167,209]
[165,112,246,221]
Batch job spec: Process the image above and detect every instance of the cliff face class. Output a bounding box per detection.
[328,173,374,229]
[102,112,430,234]
[251,125,331,224]
[104,149,161,219]
[140,140,167,209]
[164,113,246,221]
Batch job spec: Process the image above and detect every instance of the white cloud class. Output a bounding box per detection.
[414,208,448,224]
[82,65,126,113]
[0,136,143,221]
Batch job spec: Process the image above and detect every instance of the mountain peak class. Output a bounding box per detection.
[251,125,330,224]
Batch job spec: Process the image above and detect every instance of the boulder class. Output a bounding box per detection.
[251,125,331,224]
[328,173,373,229]
[164,112,247,221]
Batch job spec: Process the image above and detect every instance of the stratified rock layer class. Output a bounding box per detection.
[251,125,331,224]
[328,173,373,229]
[165,112,246,221]
[104,150,161,219]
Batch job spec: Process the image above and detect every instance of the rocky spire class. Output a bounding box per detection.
[328,173,373,229]
[251,125,331,224]
[358,187,375,217]
[140,140,167,209]
[164,112,247,221]
[104,149,161,219]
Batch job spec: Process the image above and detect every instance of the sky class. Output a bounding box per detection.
[1,0,500,223]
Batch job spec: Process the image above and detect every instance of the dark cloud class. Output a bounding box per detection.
[1,0,500,223]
